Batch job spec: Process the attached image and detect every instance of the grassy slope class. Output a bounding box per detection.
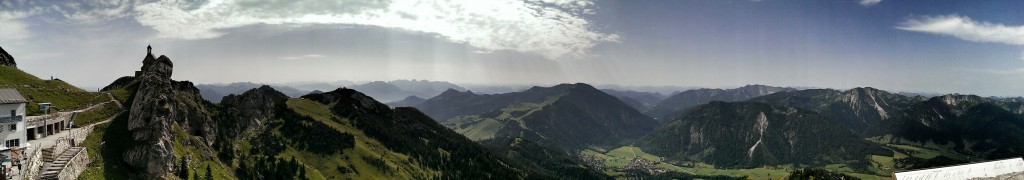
[79,118,127,180]
[444,96,560,141]
[72,102,121,127]
[283,98,435,179]
[0,66,107,115]
[170,123,235,180]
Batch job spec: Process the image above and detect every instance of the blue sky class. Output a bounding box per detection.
[1,0,1022,96]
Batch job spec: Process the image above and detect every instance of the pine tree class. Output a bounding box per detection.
[178,158,189,179]
[205,164,214,180]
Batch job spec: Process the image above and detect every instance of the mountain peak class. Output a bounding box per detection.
[0,45,16,68]
[440,88,466,95]
[302,88,390,113]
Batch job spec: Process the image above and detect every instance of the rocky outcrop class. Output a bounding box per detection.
[0,45,16,67]
[120,53,220,179]
[219,85,289,140]
[123,54,177,179]
[122,54,177,178]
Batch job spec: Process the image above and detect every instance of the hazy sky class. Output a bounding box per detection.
[1,0,1023,96]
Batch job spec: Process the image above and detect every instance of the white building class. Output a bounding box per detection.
[0,88,27,151]
[894,157,1024,180]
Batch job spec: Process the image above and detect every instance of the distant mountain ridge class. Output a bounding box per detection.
[385,95,426,107]
[196,82,309,102]
[346,80,466,103]
[645,84,797,122]
[600,89,667,112]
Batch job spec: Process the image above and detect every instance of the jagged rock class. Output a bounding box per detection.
[0,45,16,68]
[219,85,289,139]
[123,54,176,179]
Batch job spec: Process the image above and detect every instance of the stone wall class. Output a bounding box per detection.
[70,125,94,146]
[55,148,89,180]
[22,148,43,180]
[42,138,71,164]
[26,112,73,128]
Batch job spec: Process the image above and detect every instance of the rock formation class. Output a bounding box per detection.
[0,45,15,68]
[123,54,176,179]
[218,85,289,140]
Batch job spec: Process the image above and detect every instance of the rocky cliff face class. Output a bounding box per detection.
[749,87,919,132]
[218,85,289,140]
[0,45,16,67]
[123,54,177,179]
[121,53,220,179]
[639,101,886,168]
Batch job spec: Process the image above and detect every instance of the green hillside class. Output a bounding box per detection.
[0,66,108,115]
[282,98,434,179]
[424,83,660,151]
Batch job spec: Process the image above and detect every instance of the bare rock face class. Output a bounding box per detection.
[0,45,16,68]
[219,85,289,139]
[123,54,177,179]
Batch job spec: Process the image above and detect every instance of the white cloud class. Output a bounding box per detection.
[897,15,1024,45]
[60,0,135,24]
[280,54,326,60]
[132,0,620,60]
[859,0,881,7]
[0,8,43,42]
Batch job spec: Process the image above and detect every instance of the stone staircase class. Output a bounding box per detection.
[40,147,86,180]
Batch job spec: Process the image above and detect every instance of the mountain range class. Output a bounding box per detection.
[196,82,310,102]
[645,84,797,123]
[600,89,668,112]
[87,49,596,179]
[8,44,1024,179]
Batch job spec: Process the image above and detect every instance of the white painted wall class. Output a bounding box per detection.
[0,103,27,150]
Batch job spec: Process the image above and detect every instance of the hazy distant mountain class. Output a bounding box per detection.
[600,89,667,112]
[460,84,533,94]
[385,96,426,107]
[645,84,797,122]
[897,91,945,98]
[416,83,660,150]
[748,87,921,132]
[594,84,695,96]
[639,101,886,168]
[195,82,309,102]
[346,80,466,103]
[276,80,356,92]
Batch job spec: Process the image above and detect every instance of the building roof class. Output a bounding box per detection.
[894,157,1024,180]
[0,88,28,104]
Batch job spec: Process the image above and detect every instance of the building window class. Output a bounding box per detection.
[8,124,14,131]
[9,110,13,117]
[4,139,18,147]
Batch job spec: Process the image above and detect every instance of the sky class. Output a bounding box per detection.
[1,0,1023,96]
